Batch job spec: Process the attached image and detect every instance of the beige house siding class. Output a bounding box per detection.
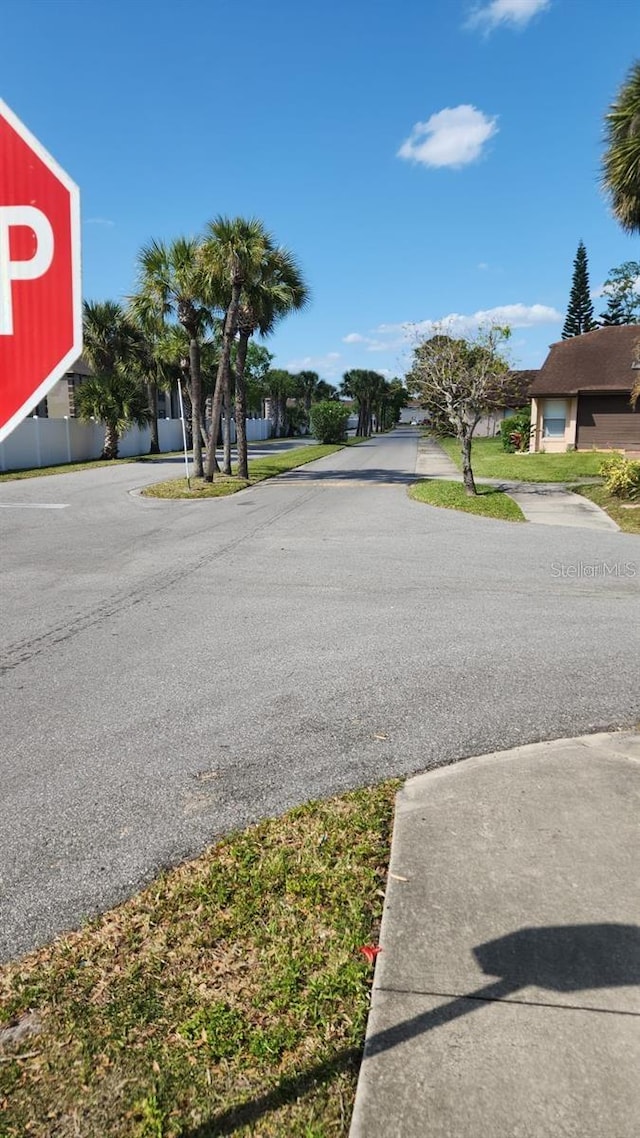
[530,397,577,452]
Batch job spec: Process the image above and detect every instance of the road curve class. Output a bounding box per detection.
[1,429,639,958]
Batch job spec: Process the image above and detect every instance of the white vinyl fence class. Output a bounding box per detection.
[0,416,272,473]
[227,418,273,444]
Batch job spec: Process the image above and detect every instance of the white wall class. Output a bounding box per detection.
[0,417,273,473]
[226,418,272,444]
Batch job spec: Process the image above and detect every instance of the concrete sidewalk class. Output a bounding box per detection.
[415,437,618,530]
[351,732,640,1138]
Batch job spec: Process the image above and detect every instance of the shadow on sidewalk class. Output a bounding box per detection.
[178,924,640,1137]
[365,922,640,1056]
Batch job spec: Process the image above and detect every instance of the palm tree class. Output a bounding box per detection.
[82,299,137,377]
[341,369,386,436]
[602,61,640,234]
[315,379,338,402]
[296,370,321,416]
[602,63,640,412]
[263,369,298,439]
[79,300,151,458]
[76,372,151,459]
[233,247,309,477]
[130,239,212,477]
[126,307,173,453]
[200,217,276,481]
[79,301,150,458]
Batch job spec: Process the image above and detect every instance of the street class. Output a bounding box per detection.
[1,428,639,959]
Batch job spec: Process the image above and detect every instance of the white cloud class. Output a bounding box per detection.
[398,105,498,169]
[340,304,560,371]
[477,262,490,271]
[286,352,342,379]
[374,303,562,341]
[466,0,550,32]
[84,217,115,227]
[342,331,406,352]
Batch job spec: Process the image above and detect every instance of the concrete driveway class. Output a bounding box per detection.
[1,429,639,959]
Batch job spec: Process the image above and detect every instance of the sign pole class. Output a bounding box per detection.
[177,379,191,489]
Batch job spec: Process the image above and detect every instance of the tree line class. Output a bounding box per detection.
[78,217,316,474]
[77,218,410,467]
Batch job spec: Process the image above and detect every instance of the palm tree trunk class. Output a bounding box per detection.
[222,385,232,475]
[235,331,250,480]
[147,381,160,453]
[205,290,241,482]
[189,337,203,478]
[103,421,119,460]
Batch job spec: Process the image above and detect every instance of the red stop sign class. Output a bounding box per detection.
[0,100,81,443]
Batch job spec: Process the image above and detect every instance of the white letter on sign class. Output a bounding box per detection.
[0,206,55,336]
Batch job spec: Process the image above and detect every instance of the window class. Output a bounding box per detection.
[542,398,567,438]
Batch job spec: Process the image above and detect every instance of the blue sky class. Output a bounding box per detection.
[3,0,640,382]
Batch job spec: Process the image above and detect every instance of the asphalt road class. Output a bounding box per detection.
[1,429,639,959]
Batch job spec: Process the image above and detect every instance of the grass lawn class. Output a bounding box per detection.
[0,456,141,482]
[0,783,397,1138]
[438,436,607,482]
[142,444,346,499]
[571,484,640,535]
[409,478,525,521]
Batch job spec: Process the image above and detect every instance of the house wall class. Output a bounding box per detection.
[530,397,577,453]
[531,392,640,452]
[575,393,640,450]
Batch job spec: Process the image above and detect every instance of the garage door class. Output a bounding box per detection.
[576,393,640,449]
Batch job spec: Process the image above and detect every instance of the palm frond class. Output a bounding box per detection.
[602,61,640,233]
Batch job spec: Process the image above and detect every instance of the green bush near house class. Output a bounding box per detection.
[309,401,350,444]
[499,408,532,453]
[599,453,640,499]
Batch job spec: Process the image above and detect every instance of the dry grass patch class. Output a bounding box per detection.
[0,783,397,1137]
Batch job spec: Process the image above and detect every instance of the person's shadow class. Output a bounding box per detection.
[179,924,640,1136]
[365,922,640,1056]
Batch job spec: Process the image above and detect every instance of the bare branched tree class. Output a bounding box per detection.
[407,324,512,495]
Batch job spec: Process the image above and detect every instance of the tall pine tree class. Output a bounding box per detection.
[562,241,598,338]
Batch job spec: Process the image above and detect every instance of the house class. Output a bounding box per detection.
[32,356,93,417]
[529,326,640,453]
[476,369,538,438]
[32,358,181,419]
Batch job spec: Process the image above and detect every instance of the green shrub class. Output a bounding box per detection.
[599,453,640,499]
[500,408,532,452]
[309,400,350,444]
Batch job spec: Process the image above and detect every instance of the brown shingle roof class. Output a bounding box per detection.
[529,325,640,396]
[506,369,539,404]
